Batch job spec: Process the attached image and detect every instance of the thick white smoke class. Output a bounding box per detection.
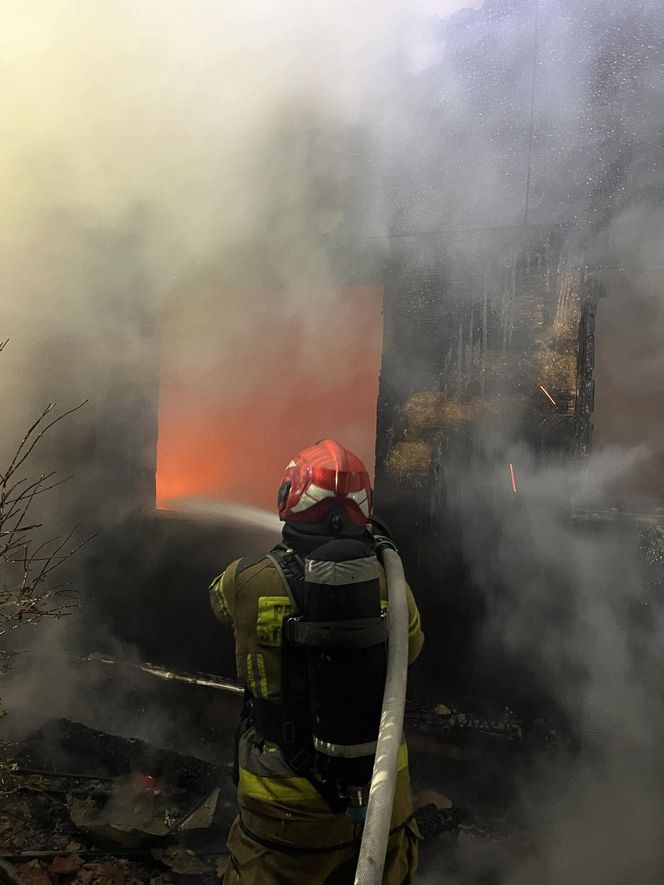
[0,0,482,512]
[0,0,482,744]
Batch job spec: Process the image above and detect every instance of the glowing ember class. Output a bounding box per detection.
[509,463,518,495]
[130,772,160,795]
[539,384,557,406]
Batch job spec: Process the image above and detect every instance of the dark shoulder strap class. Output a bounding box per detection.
[369,517,397,561]
[265,545,305,609]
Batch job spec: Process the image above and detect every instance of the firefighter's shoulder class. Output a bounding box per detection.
[209,555,277,625]
[208,558,243,625]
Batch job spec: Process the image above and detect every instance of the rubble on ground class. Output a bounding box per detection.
[0,658,576,883]
[0,720,230,884]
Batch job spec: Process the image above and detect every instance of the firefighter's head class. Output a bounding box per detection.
[277,440,373,534]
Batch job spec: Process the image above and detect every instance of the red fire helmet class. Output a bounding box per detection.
[277,440,373,527]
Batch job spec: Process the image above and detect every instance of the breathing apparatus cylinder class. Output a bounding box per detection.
[353,546,410,885]
[287,539,388,811]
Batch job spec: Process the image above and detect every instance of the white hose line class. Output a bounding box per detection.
[354,548,410,885]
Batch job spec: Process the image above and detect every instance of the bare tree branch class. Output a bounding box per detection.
[2,472,56,505]
[6,400,88,480]
[0,341,91,636]
[3,474,73,507]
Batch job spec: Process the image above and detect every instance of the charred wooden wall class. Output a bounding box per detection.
[374,228,601,700]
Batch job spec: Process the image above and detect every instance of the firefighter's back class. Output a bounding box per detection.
[213,553,420,884]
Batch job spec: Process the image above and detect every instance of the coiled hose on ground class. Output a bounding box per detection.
[354,547,410,885]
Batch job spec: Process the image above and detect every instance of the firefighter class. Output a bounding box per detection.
[209,440,424,884]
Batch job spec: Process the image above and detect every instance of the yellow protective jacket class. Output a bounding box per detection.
[209,547,424,852]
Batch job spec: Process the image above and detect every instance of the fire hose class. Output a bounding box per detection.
[354,546,410,885]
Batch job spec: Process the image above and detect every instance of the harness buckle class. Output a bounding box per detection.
[284,615,302,644]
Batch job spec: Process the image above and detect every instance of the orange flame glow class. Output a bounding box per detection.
[156,286,384,512]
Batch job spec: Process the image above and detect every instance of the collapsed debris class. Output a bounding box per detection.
[0,650,580,882]
[0,719,231,884]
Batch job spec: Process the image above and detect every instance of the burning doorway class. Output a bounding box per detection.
[156,284,384,513]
